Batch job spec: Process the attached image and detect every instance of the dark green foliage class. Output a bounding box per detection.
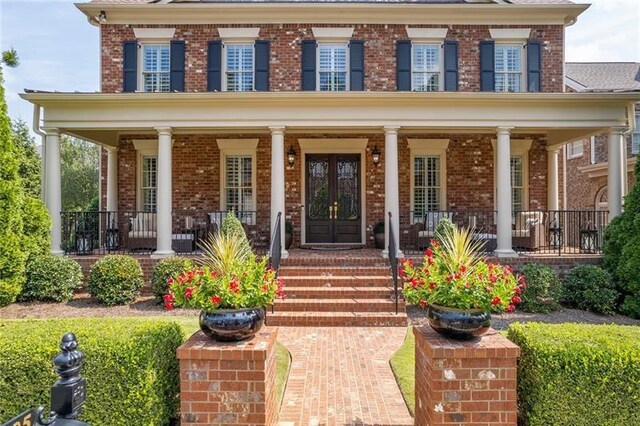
[12,119,41,198]
[0,68,26,306]
[88,255,144,305]
[85,195,99,212]
[220,211,251,253]
[563,265,618,316]
[434,217,455,245]
[1,48,19,67]
[151,256,194,302]
[0,318,183,425]
[21,255,82,302]
[517,263,561,313]
[61,136,99,211]
[508,322,640,426]
[21,196,51,260]
[616,235,640,318]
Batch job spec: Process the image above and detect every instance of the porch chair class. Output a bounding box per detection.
[127,213,157,251]
[511,211,546,251]
[412,211,453,250]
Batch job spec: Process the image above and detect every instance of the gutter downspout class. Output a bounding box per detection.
[32,104,46,203]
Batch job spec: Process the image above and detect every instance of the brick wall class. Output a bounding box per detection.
[100,24,564,93]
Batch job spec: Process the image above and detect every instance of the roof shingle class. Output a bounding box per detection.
[566,62,640,92]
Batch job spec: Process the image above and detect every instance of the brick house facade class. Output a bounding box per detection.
[23,0,639,258]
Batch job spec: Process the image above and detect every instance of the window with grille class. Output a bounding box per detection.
[141,156,157,212]
[511,155,524,212]
[225,44,254,91]
[412,44,441,92]
[633,112,640,155]
[318,44,348,91]
[142,44,170,92]
[225,156,254,212]
[495,44,523,93]
[568,140,584,159]
[413,155,441,220]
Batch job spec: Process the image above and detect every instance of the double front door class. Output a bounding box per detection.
[305,154,362,244]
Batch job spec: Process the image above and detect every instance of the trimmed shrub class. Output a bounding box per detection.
[220,211,251,254]
[517,264,561,313]
[508,322,640,426]
[21,196,51,261]
[0,318,183,425]
[616,234,640,318]
[151,256,194,302]
[563,265,618,315]
[88,255,143,306]
[21,255,82,302]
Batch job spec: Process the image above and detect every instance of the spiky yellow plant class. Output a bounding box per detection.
[198,231,252,275]
[437,225,485,275]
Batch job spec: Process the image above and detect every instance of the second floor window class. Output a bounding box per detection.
[141,156,157,212]
[495,44,523,93]
[142,44,170,92]
[225,44,254,91]
[318,44,348,91]
[412,44,441,92]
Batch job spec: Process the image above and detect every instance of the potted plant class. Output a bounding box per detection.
[401,225,524,340]
[164,214,284,341]
[373,221,385,249]
[285,221,293,250]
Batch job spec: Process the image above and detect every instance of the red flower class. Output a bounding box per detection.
[491,296,501,306]
[164,301,174,310]
[506,304,516,313]
[515,287,522,296]
[419,299,428,308]
[460,265,467,273]
[211,295,222,305]
[163,293,175,303]
[445,275,453,282]
[431,240,439,248]
[184,287,193,299]
[485,287,493,293]
[198,269,204,276]
[427,257,435,266]
[429,282,436,290]
[489,274,497,284]
[211,271,218,279]
[167,277,174,285]
[511,296,522,304]
[262,284,268,293]
[230,282,239,293]
[454,272,461,280]
[410,278,419,288]
[425,248,433,258]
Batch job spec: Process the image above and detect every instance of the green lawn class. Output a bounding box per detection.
[150,316,291,406]
[389,327,415,416]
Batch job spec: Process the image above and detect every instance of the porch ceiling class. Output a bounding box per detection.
[21,91,639,147]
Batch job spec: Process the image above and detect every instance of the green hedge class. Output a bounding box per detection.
[88,255,144,305]
[0,318,183,425]
[21,255,83,302]
[508,322,640,426]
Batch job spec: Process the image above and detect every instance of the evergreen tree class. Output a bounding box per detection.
[12,119,42,198]
[61,136,99,211]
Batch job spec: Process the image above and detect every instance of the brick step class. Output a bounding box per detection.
[278,266,392,276]
[281,256,390,267]
[278,275,392,287]
[284,286,395,299]
[274,298,404,313]
[266,311,408,327]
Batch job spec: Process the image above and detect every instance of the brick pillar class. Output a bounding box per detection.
[177,327,278,425]
[414,326,520,426]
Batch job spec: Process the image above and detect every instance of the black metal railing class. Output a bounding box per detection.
[388,212,399,315]
[400,209,609,256]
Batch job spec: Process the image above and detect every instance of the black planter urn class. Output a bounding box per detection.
[199,307,266,342]
[374,232,385,249]
[426,304,491,340]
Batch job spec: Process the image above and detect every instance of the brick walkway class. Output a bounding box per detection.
[278,327,413,426]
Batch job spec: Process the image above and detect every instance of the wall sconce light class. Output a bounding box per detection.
[96,10,107,24]
[372,145,381,166]
[287,145,296,166]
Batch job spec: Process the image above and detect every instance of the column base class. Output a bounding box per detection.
[151,250,175,259]
[51,249,65,256]
[493,249,518,258]
[280,249,289,259]
[381,250,404,259]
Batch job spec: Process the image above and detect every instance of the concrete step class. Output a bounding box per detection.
[266,311,408,327]
[274,298,404,313]
[278,266,392,277]
[278,275,392,287]
[284,286,395,299]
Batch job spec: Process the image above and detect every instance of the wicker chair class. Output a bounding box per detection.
[511,211,546,250]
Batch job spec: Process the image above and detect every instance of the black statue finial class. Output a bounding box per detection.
[50,333,87,419]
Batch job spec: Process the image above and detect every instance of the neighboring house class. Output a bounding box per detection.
[21,0,640,260]
[564,62,640,210]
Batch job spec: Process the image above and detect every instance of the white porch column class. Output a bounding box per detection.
[152,127,174,258]
[270,126,289,259]
[44,128,63,255]
[495,127,517,257]
[383,126,403,258]
[547,147,560,211]
[105,147,118,213]
[608,127,625,219]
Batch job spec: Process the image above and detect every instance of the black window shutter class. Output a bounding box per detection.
[443,40,459,92]
[170,40,185,92]
[480,40,495,92]
[123,40,137,92]
[396,40,411,91]
[349,40,364,91]
[527,40,542,92]
[301,40,317,91]
[207,41,222,91]
[254,40,270,91]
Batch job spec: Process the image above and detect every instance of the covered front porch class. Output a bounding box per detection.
[22,91,636,259]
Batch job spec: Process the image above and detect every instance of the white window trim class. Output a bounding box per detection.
[217,27,260,43]
[137,42,171,93]
[632,111,640,155]
[405,27,448,42]
[222,43,256,92]
[489,28,531,40]
[567,140,584,159]
[494,43,527,93]
[312,27,354,43]
[217,139,258,222]
[408,139,449,223]
[133,28,176,40]
[316,42,350,92]
[410,42,444,92]
[491,139,532,211]
[133,140,158,211]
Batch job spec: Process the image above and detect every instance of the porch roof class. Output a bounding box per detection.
[21,91,639,147]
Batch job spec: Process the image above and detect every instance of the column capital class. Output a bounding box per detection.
[105,146,117,154]
[496,126,514,136]
[42,128,60,137]
[155,126,172,136]
[609,126,627,136]
[546,145,562,153]
[383,125,400,135]
[269,126,286,135]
